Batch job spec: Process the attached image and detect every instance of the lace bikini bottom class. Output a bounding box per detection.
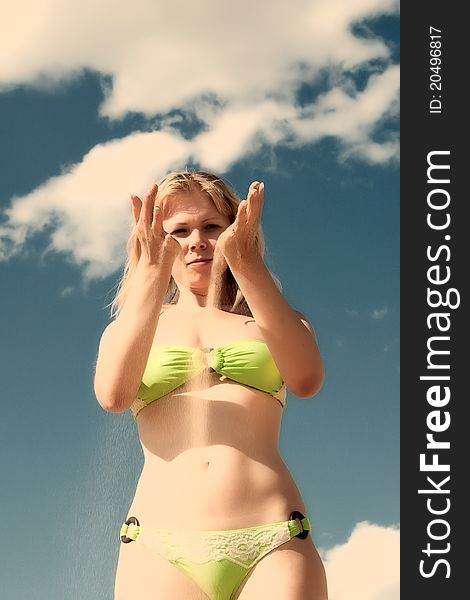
[120,511,311,600]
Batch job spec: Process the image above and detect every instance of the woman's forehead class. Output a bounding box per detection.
[162,192,224,221]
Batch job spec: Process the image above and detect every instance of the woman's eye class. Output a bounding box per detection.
[172,225,219,234]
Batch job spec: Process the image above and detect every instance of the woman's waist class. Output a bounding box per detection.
[129,446,306,528]
[139,444,288,491]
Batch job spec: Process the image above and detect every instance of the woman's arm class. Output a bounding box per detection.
[94,260,173,413]
[94,183,180,413]
[227,253,324,398]
[217,181,324,398]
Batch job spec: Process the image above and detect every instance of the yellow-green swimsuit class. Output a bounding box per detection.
[122,339,311,600]
[120,514,311,600]
[130,339,287,419]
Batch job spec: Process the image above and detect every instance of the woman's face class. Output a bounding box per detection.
[162,190,231,293]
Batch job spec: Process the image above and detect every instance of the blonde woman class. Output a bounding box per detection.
[94,171,328,599]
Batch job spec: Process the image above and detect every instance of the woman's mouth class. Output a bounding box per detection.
[188,259,213,267]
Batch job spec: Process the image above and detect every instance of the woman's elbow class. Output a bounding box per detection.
[94,382,130,414]
[294,366,325,399]
[99,398,127,414]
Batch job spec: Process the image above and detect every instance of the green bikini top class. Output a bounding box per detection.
[131,339,286,419]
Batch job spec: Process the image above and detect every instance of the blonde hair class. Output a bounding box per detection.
[109,170,281,318]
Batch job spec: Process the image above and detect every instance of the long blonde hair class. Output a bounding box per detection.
[109,170,280,318]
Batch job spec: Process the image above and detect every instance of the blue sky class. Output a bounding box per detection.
[0,2,399,599]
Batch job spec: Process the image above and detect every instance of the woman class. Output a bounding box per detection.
[94,171,328,599]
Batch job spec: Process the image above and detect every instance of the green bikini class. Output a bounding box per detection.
[121,338,312,600]
[121,512,311,600]
[130,338,287,419]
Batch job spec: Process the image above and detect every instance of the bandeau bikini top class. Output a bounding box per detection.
[131,339,286,419]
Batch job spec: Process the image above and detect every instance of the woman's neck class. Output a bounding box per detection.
[176,286,209,309]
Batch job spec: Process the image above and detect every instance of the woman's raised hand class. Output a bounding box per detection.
[131,183,181,268]
[217,181,265,267]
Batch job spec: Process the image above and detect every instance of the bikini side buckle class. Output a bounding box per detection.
[121,516,140,543]
[290,510,309,540]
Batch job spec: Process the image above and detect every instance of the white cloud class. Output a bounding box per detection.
[60,286,74,297]
[1,1,399,117]
[0,0,399,278]
[0,130,191,279]
[287,65,399,162]
[1,1,399,151]
[322,521,399,600]
[372,306,390,319]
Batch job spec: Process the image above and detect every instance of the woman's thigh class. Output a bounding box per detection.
[235,537,328,600]
[114,541,208,600]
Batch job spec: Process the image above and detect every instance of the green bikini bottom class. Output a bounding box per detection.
[120,511,311,600]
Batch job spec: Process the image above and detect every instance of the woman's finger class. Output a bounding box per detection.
[131,195,142,225]
[246,182,262,228]
[151,202,165,236]
[256,181,265,223]
[235,200,248,228]
[143,183,158,226]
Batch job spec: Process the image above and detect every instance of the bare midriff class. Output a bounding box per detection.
[126,374,308,531]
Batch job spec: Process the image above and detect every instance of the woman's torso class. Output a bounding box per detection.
[127,305,307,529]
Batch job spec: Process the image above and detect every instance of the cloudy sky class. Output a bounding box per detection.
[0,1,399,598]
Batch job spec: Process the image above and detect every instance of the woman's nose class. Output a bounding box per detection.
[188,231,207,251]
